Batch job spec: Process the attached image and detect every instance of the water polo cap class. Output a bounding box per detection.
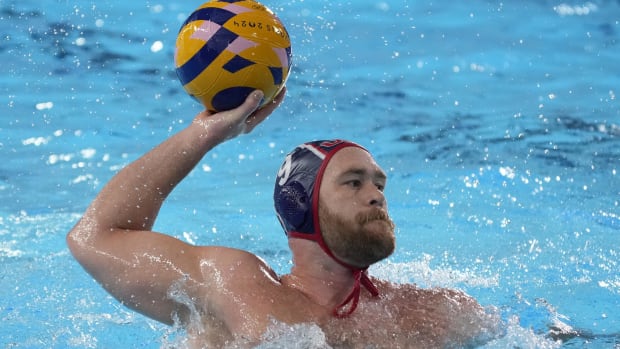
[274,139,379,317]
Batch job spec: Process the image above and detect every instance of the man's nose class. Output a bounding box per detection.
[366,184,385,208]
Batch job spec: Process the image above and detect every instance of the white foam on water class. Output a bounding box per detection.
[480,316,561,349]
[0,240,24,257]
[256,321,331,349]
[162,314,562,349]
[370,254,500,289]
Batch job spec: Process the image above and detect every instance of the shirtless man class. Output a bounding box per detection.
[67,89,498,348]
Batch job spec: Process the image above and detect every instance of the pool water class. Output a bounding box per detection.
[1,0,619,348]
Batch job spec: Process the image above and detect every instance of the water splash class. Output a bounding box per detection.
[256,320,330,349]
[162,278,206,349]
[370,254,499,289]
[480,316,561,349]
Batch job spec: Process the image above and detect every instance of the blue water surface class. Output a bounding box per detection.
[1,0,619,348]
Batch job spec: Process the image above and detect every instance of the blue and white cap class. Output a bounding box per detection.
[274,139,365,243]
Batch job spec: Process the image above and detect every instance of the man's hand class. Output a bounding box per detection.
[193,87,287,143]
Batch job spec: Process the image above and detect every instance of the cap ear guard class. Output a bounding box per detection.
[274,180,310,233]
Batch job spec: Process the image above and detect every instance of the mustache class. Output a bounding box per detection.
[356,208,393,225]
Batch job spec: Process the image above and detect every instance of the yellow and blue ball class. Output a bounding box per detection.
[175,0,292,112]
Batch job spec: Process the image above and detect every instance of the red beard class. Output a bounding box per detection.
[320,204,396,268]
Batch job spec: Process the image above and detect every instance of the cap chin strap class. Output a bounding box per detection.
[333,268,379,318]
[288,231,380,318]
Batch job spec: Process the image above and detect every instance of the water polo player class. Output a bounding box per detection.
[67,89,499,348]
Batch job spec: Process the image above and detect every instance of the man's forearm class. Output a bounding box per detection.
[74,89,274,235]
[85,119,221,232]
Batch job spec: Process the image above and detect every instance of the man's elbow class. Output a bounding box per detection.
[66,217,98,261]
[67,226,84,262]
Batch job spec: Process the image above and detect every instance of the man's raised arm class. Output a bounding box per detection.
[66,89,284,324]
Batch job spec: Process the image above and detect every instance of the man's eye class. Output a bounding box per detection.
[376,184,385,191]
[347,180,362,188]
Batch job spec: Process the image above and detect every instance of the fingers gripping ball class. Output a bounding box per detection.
[175,0,292,112]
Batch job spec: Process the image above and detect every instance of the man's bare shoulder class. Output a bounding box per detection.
[186,246,332,344]
[192,245,280,283]
[372,278,479,308]
[353,278,499,348]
